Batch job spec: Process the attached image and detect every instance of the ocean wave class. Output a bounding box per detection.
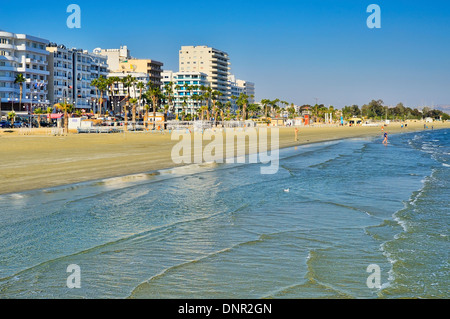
[0,201,253,283]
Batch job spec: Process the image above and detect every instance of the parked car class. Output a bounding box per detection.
[13,122,26,128]
[0,121,11,129]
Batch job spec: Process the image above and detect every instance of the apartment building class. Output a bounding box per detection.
[73,49,109,111]
[0,30,49,115]
[95,46,163,88]
[119,59,163,87]
[228,75,256,110]
[94,46,130,72]
[162,70,209,116]
[47,44,73,106]
[179,46,230,104]
[107,71,149,114]
[47,44,109,112]
[237,79,255,103]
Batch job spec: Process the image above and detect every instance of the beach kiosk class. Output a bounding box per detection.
[348,118,363,126]
[301,106,312,126]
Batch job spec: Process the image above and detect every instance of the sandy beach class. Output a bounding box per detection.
[0,121,448,195]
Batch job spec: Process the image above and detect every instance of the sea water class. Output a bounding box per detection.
[0,129,448,299]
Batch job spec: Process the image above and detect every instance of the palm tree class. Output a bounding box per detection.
[261,99,271,118]
[121,75,136,131]
[200,105,209,121]
[14,74,26,111]
[106,76,120,115]
[269,99,280,118]
[210,90,223,124]
[46,106,53,124]
[236,93,250,121]
[54,102,73,134]
[129,98,138,128]
[203,89,212,120]
[136,81,146,119]
[181,97,188,121]
[164,82,175,115]
[215,101,224,124]
[34,107,44,128]
[90,76,108,117]
[146,82,162,129]
[8,111,16,126]
[144,104,150,129]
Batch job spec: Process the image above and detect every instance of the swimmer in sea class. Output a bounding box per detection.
[383,132,388,145]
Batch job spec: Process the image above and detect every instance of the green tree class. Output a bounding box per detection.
[261,99,271,118]
[129,98,138,128]
[8,111,16,126]
[55,102,73,134]
[136,81,146,118]
[121,75,137,131]
[146,82,163,129]
[34,107,44,128]
[46,106,53,124]
[90,76,108,116]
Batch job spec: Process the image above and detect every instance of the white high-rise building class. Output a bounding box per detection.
[237,80,255,103]
[228,75,256,110]
[47,45,109,112]
[0,30,50,116]
[47,44,74,106]
[179,46,230,104]
[72,49,109,111]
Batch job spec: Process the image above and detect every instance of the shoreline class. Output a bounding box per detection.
[0,122,449,196]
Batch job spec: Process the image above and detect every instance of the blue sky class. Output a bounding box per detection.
[1,0,449,108]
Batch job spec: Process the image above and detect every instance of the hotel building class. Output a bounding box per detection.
[47,44,109,112]
[179,46,230,104]
[0,30,50,116]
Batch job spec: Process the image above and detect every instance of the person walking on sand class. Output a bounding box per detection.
[295,128,299,142]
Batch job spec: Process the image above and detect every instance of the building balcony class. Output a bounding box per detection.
[0,43,16,50]
[25,58,48,65]
[0,75,16,81]
[0,66,17,72]
[15,44,49,55]
[22,68,49,76]
[0,87,19,93]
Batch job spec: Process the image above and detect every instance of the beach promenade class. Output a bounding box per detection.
[0,121,449,195]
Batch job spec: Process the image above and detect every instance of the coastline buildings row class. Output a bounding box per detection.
[0,29,255,118]
[163,46,255,115]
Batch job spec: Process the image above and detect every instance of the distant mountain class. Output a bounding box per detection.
[435,105,450,113]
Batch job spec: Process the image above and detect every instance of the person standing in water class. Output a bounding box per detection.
[383,131,389,145]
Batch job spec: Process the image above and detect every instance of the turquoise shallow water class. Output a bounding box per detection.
[0,129,448,299]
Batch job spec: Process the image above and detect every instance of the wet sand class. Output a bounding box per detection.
[0,121,448,195]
